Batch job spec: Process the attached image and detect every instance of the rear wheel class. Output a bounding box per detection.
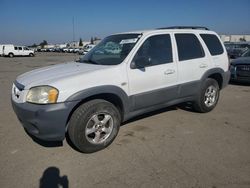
[9,53,14,58]
[193,78,220,113]
[68,99,121,153]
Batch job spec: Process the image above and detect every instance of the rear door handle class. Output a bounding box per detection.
[164,69,175,75]
[199,64,208,68]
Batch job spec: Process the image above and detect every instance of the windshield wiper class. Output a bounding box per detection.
[81,59,99,65]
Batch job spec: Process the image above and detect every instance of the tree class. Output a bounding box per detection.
[39,40,48,48]
[90,37,94,44]
[30,43,37,47]
[79,38,83,46]
[239,37,246,42]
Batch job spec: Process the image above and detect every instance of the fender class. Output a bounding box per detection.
[65,85,130,113]
[200,68,230,89]
[201,68,224,81]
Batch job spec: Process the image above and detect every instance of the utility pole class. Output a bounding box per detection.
[72,16,75,47]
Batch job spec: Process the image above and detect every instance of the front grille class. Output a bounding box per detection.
[236,65,250,77]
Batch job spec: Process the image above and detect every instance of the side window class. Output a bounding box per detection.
[14,47,18,50]
[175,33,204,61]
[133,34,172,66]
[200,34,224,55]
[18,47,22,50]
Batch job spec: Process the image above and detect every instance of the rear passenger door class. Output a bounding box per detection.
[128,34,178,110]
[174,33,209,97]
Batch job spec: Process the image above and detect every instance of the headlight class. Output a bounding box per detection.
[26,86,59,104]
[230,64,235,71]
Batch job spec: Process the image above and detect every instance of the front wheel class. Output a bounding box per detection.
[68,99,121,153]
[29,53,34,57]
[193,78,220,113]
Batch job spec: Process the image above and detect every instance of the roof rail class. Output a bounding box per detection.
[157,26,209,30]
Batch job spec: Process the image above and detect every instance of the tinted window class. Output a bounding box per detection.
[175,34,204,61]
[200,34,224,55]
[14,47,18,50]
[18,47,22,50]
[133,34,172,66]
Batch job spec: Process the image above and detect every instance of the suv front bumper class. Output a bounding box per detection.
[11,99,78,141]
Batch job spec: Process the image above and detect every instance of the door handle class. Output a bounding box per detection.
[199,64,208,68]
[164,69,175,75]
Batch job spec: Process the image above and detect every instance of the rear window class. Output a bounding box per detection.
[175,34,205,61]
[200,34,224,55]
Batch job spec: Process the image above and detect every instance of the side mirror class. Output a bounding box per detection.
[131,56,151,69]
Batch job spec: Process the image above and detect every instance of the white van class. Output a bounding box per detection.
[0,44,11,56]
[3,45,35,57]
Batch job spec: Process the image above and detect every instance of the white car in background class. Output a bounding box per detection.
[3,45,34,57]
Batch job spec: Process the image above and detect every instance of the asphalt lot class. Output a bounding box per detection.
[0,53,250,188]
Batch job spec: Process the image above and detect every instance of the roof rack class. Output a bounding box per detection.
[157,26,209,30]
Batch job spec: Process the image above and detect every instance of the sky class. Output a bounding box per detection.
[0,0,249,45]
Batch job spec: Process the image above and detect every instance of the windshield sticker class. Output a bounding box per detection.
[120,38,138,44]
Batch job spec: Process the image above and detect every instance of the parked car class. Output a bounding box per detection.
[62,48,69,53]
[68,48,74,53]
[73,48,80,53]
[78,48,85,55]
[11,26,230,153]
[3,45,35,57]
[225,42,250,59]
[230,49,250,83]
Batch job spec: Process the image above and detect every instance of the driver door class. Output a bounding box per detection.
[127,34,178,111]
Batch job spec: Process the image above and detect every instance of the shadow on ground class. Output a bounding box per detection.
[40,167,68,188]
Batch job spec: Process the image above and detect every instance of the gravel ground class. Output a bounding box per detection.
[0,53,250,188]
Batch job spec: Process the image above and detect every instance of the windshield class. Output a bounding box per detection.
[241,49,250,57]
[79,34,141,65]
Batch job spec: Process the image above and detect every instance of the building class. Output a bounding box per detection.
[220,35,250,42]
[43,44,55,49]
[55,43,67,48]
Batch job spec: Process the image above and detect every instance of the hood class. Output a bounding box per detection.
[231,57,250,66]
[17,62,109,88]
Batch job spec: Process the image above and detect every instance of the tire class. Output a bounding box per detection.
[193,78,220,113]
[9,53,14,58]
[68,99,121,153]
[29,53,34,57]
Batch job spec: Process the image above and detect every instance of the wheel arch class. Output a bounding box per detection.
[201,68,225,89]
[65,86,130,125]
